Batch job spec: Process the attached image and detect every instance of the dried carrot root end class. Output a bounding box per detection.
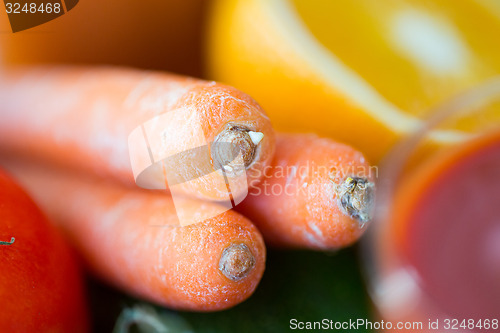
[211,124,264,173]
[335,176,375,227]
[219,243,256,282]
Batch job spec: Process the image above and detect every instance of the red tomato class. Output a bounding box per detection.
[0,169,88,332]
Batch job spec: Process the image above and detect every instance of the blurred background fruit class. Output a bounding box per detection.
[206,0,500,162]
[0,169,88,333]
[0,0,207,76]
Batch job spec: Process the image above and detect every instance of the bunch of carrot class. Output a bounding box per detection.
[0,66,376,312]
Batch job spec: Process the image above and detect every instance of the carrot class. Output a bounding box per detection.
[0,66,275,202]
[3,160,266,312]
[237,134,376,250]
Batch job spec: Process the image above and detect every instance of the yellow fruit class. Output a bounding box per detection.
[206,0,500,162]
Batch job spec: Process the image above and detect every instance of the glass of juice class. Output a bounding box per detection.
[364,78,500,332]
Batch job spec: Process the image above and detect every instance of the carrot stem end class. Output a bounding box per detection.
[219,243,256,282]
[335,177,375,227]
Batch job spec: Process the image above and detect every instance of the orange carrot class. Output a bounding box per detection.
[0,66,275,201]
[3,160,266,312]
[237,134,376,250]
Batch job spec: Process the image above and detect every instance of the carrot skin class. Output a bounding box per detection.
[0,66,275,201]
[237,134,375,250]
[3,161,266,312]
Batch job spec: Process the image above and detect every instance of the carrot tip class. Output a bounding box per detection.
[219,243,256,282]
[212,124,261,171]
[335,177,375,227]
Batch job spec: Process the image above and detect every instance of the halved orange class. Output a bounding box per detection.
[206,0,500,162]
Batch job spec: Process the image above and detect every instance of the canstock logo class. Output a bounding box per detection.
[3,0,78,32]
[128,108,249,227]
